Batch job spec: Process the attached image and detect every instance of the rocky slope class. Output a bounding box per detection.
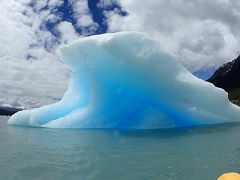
[208,55,240,106]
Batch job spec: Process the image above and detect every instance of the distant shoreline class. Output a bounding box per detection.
[0,107,23,116]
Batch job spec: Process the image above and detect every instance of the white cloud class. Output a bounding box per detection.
[0,0,97,109]
[48,0,64,10]
[57,21,79,44]
[70,0,99,34]
[105,0,240,72]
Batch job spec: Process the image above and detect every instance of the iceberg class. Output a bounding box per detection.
[8,32,240,129]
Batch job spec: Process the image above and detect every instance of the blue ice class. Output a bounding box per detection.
[8,32,240,129]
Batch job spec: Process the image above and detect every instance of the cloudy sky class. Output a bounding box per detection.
[1,0,240,109]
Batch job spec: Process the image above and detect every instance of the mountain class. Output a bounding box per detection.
[208,55,240,91]
[208,55,240,106]
[0,107,23,116]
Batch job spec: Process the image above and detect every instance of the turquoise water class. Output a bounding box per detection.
[1,116,240,180]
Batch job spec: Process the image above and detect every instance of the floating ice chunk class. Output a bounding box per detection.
[8,32,240,129]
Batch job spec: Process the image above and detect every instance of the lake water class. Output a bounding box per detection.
[0,115,240,180]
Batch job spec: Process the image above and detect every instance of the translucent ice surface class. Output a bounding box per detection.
[8,32,240,129]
